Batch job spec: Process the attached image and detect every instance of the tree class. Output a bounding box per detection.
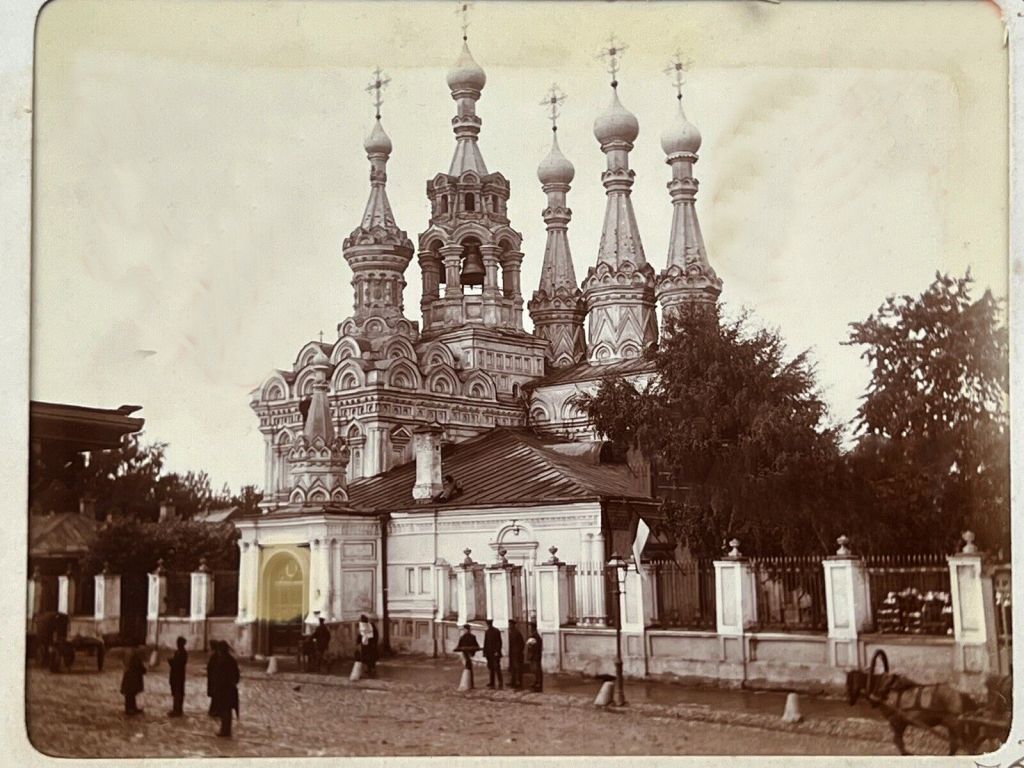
[845,271,1010,555]
[84,517,240,575]
[77,434,167,520]
[573,304,845,557]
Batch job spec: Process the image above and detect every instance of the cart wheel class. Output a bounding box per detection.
[902,724,954,755]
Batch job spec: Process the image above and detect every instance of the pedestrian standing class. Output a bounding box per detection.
[312,617,331,673]
[206,640,220,716]
[483,619,503,689]
[357,614,379,677]
[120,645,147,716]
[507,619,524,690]
[525,622,543,692]
[167,636,188,717]
[208,641,240,738]
[454,624,480,689]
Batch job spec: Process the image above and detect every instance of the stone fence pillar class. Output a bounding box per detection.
[485,549,516,629]
[620,559,656,633]
[148,560,167,620]
[456,549,484,626]
[58,568,76,616]
[714,540,756,684]
[822,535,872,669]
[190,559,213,621]
[27,567,43,623]
[433,560,453,621]
[948,531,993,678]
[534,547,573,631]
[94,567,121,634]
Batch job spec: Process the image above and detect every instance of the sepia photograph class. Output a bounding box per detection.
[12,0,1018,761]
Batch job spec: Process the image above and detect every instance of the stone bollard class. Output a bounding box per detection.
[148,648,159,668]
[457,668,473,691]
[266,656,278,675]
[594,677,615,707]
[350,660,364,682]
[782,692,803,723]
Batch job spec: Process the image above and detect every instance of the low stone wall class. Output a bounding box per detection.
[147,617,242,651]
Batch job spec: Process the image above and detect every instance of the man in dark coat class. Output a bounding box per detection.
[483,619,503,689]
[525,623,543,692]
[507,619,525,690]
[207,641,240,737]
[167,636,187,717]
[206,641,220,716]
[454,624,480,688]
[312,617,331,673]
[120,645,146,715]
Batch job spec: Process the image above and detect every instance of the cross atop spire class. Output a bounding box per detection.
[664,51,692,103]
[540,83,567,132]
[365,67,390,119]
[596,34,628,88]
[455,1,473,41]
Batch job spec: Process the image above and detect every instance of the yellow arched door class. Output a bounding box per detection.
[264,551,305,654]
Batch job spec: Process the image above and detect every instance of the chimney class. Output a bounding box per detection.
[412,423,444,503]
[159,503,177,522]
[78,497,96,518]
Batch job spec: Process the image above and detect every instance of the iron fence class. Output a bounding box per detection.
[750,555,828,632]
[163,572,192,618]
[75,574,96,616]
[865,554,952,635]
[650,558,717,630]
[993,564,1012,641]
[211,571,239,617]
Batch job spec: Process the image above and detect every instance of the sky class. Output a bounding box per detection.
[31,0,1009,491]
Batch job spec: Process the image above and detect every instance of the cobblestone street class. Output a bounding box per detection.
[25,656,898,757]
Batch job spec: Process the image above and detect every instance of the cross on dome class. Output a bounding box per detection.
[596,34,628,88]
[365,67,391,119]
[455,0,473,41]
[664,50,693,103]
[540,83,567,132]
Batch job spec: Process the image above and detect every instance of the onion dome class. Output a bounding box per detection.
[537,132,575,185]
[363,118,392,156]
[311,347,330,366]
[593,89,639,146]
[661,102,701,155]
[446,42,487,92]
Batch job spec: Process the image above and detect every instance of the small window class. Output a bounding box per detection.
[419,567,432,594]
[465,193,475,212]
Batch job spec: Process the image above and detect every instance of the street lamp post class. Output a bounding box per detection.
[607,552,628,707]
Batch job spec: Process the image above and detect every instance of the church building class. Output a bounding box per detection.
[235,35,721,658]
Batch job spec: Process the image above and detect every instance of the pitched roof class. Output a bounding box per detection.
[527,356,655,388]
[30,401,145,451]
[346,428,653,513]
[29,513,96,558]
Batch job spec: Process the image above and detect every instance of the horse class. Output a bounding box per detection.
[846,649,978,755]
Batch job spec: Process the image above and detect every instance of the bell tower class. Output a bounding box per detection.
[417,24,526,338]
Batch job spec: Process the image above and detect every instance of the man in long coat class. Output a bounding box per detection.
[507,619,525,690]
[312,617,331,673]
[120,645,146,715]
[207,641,240,737]
[525,623,543,692]
[483,619,503,689]
[167,636,188,717]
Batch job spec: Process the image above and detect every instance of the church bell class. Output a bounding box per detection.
[460,243,486,286]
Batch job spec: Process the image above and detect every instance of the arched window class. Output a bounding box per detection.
[439,196,448,215]
[464,193,475,212]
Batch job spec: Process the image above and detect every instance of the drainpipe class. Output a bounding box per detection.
[432,505,439,658]
[379,511,391,655]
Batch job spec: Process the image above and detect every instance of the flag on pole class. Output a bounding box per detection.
[632,518,650,577]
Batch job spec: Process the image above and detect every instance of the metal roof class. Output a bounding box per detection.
[526,357,655,389]
[346,427,653,513]
[30,401,145,451]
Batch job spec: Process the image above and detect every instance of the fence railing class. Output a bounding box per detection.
[163,572,192,617]
[865,554,952,635]
[993,564,1013,641]
[211,571,239,617]
[75,574,96,617]
[750,556,828,632]
[650,558,717,630]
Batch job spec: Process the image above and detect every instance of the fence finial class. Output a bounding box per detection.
[728,539,742,558]
[961,531,978,554]
[836,535,851,557]
[462,548,475,566]
[154,558,165,575]
[547,545,562,565]
[198,557,209,573]
[497,547,509,566]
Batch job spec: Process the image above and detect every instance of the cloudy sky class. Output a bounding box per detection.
[31,0,1008,490]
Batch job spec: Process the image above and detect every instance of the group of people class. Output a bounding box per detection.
[306,614,379,676]
[118,638,240,738]
[455,619,543,692]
